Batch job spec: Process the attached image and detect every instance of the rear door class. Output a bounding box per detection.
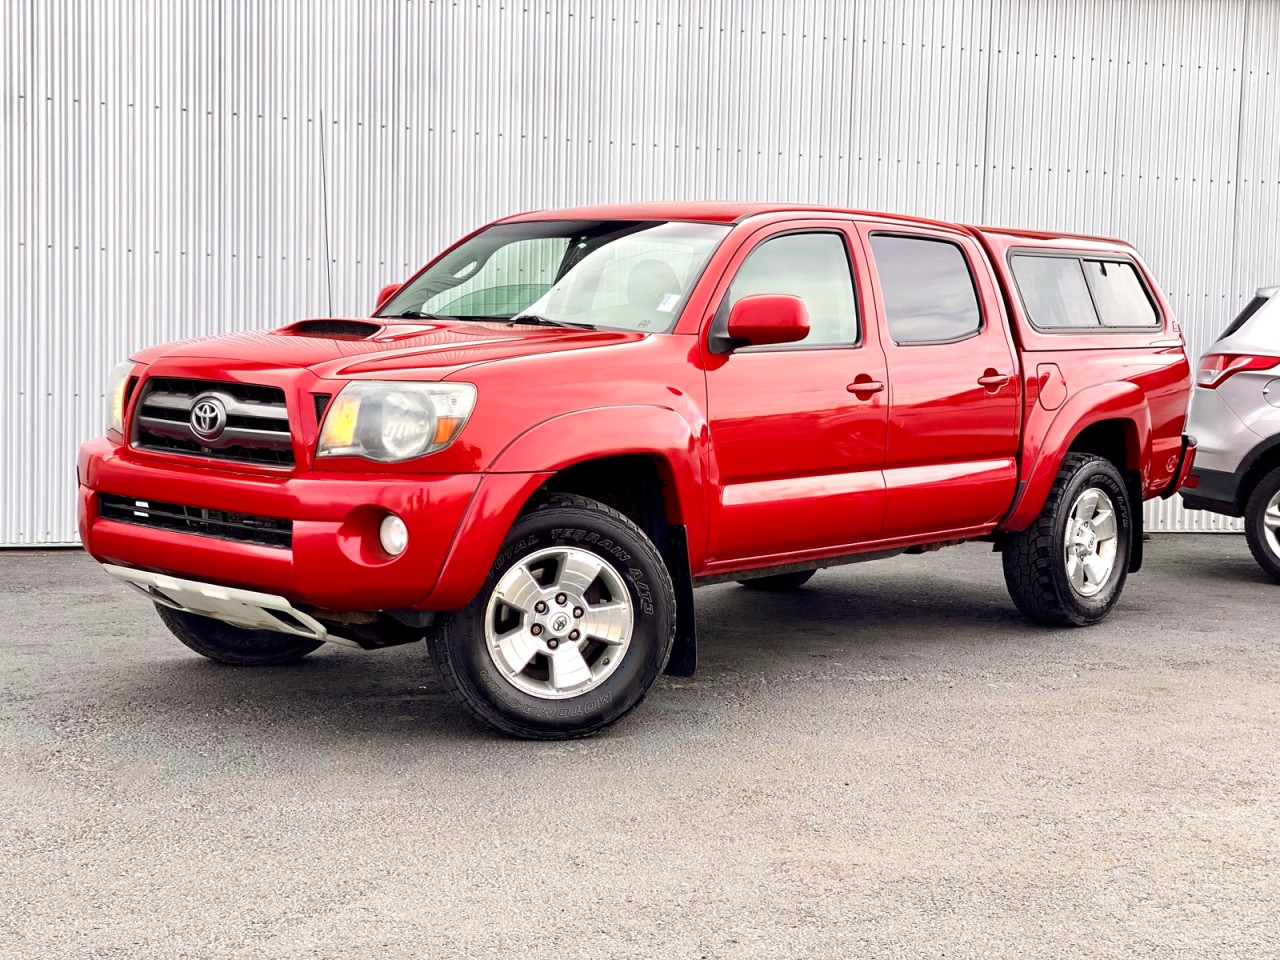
[856,223,1021,538]
[702,221,889,562]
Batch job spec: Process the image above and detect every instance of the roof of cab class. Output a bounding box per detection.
[498,202,1130,248]
[499,201,954,229]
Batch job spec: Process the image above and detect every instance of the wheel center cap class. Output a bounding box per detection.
[549,613,571,634]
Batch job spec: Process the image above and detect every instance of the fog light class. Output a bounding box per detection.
[379,514,409,557]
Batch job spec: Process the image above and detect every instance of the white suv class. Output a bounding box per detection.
[1181,287,1280,581]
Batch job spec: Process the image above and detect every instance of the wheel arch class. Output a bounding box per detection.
[1001,381,1152,533]
[487,405,710,552]
[422,407,706,677]
[1236,434,1280,510]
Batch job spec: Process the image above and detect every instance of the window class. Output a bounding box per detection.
[1009,253,1162,331]
[1084,260,1160,328]
[725,232,858,346]
[1011,255,1099,328]
[430,238,568,317]
[870,235,982,344]
[379,220,729,333]
[1220,294,1271,340]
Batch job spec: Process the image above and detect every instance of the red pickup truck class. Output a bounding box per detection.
[79,203,1194,738]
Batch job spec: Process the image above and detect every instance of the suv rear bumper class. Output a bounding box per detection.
[1180,433,1280,518]
[78,437,546,612]
[1180,466,1244,517]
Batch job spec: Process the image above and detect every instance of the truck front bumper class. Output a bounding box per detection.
[78,437,547,613]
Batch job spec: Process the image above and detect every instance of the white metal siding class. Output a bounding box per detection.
[4,0,1275,544]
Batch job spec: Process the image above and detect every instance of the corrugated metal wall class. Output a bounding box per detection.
[4,0,1276,545]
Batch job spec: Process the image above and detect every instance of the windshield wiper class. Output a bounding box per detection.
[506,314,597,330]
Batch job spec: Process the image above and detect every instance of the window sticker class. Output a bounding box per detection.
[657,293,681,312]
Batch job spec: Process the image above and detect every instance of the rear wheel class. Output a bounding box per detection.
[1003,453,1133,626]
[156,605,324,665]
[1244,467,1280,584]
[428,493,676,739]
[738,570,816,591]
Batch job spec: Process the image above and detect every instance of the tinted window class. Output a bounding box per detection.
[1011,255,1099,328]
[1085,260,1159,327]
[1220,295,1270,340]
[727,233,858,346]
[870,235,982,344]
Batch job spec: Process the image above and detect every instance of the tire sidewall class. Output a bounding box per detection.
[440,504,675,735]
[1245,468,1280,580]
[1050,459,1132,620]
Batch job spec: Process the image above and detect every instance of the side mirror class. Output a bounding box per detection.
[374,282,401,313]
[723,294,810,349]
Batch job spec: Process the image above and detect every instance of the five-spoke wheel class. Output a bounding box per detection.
[1003,453,1133,625]
[485,546,634,699]
[428,493,676,739]
[1063,488,1119,598]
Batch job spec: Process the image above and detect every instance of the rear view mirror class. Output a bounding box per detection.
[721,294,810,350]
[374,282,401,313]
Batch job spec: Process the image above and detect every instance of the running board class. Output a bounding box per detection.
[103,564,361,648]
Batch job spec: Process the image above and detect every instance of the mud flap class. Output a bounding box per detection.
[662,524,697,677]
[1128,474,1145,573]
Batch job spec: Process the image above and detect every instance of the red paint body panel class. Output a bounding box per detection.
[852,221,1023,538]
[77,203,1192,615]
[699,220,889,560]
[79,437,481,610]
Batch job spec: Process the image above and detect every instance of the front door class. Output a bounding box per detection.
[702,222,889,563]
[856,223,1021,539]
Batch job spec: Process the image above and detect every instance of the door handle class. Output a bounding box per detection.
[847,378,885,397]
[977,371,1011,390]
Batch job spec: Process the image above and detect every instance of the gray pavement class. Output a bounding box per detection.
[1,536,1277,959]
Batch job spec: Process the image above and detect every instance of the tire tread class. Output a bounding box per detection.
[1243,467,1280,584]
[1003,452,1126,626]
[427,492,676,739]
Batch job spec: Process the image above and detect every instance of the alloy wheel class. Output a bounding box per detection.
[1063,487,1119,598]
[483,546,634,699]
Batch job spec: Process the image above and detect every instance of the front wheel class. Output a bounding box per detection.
[427,493,677,739]
[156,605,324,665]
[1244,466,1280,584]
[1002,453,1133,626]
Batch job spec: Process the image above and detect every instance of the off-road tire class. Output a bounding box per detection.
[427,493,677,740]
[738,570,816,591]
[1002,453,1133,626]
[1244,466,1280,584]
[156,604,324,665]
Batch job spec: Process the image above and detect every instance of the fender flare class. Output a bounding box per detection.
[488,404,710,549]
[1001,381,1152,532]
[1236,432,1280,502]
[422,405,709,621]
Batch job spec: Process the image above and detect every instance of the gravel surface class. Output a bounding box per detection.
[1,537,1277,959]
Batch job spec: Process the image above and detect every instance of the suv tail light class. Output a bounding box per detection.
[1196,353,1280,389]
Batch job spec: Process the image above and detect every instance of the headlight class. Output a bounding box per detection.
[317,381,477,462]
[105,360,137,434]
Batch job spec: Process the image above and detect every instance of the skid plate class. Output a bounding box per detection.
[102,564,355,647]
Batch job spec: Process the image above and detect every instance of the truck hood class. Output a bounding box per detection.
[132,318,647,380]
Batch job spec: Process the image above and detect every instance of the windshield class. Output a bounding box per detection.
[379,219,730,332]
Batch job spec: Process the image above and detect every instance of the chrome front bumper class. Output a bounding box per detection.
[103,564,359,648]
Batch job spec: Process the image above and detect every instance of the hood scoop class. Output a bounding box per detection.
[280,319,383,340]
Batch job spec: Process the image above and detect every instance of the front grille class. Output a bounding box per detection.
[131,377,295,468]
[98,494,293,548]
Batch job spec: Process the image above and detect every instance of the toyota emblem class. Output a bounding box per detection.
[190,395,228,441]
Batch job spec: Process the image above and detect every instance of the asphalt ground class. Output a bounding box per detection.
[1,536,1276,959]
